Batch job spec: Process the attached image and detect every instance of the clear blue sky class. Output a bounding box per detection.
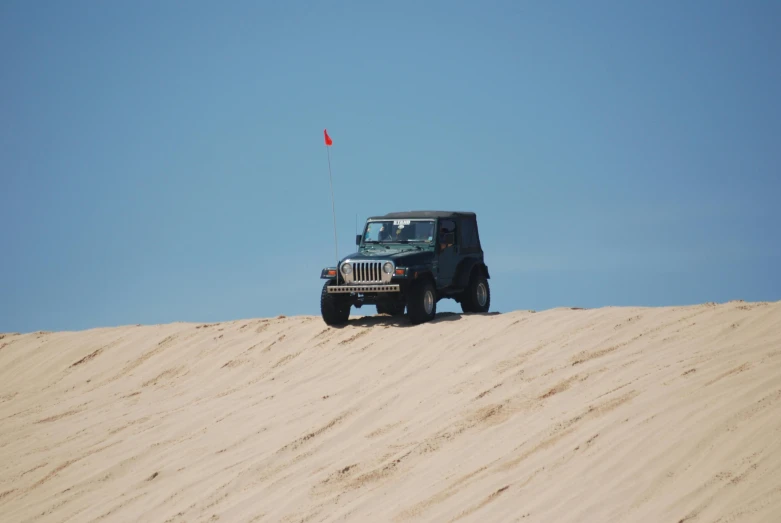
[2,1,780,333]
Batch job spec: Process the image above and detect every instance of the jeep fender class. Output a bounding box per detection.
[409,268,435,284]
[456,259,489,288]
[402,268,436,293]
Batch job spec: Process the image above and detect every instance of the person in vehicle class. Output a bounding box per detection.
[439,224,454,250]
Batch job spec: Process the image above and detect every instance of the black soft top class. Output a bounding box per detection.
[367,210,476,220]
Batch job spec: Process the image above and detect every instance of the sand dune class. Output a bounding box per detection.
[1,300,781,522]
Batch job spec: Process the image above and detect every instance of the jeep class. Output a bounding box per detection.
[319,211,490,325]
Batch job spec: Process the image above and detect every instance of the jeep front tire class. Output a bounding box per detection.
[320,281,351,325]
[407,279,437,324]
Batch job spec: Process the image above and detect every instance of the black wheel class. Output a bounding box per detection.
[376,302,405,316]
[460,270,490,314]
[407,279,437,324]
[320,280,351,326]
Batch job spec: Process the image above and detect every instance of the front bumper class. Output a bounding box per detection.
[327,284,400,294]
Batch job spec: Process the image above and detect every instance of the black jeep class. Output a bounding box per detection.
[319,211,490,325]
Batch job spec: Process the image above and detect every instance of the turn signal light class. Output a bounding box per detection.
[395,268,405,276]
[326,269,336,276]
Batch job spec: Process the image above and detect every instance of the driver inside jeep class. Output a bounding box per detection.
[439,226,454,251]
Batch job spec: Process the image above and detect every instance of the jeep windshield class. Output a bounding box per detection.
[362,219,436,244]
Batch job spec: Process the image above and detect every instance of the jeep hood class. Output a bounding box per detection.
[342,247,433,267]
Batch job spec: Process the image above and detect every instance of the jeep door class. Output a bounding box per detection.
[437,218,459,288]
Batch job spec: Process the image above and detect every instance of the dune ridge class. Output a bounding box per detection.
[1,300,780,522]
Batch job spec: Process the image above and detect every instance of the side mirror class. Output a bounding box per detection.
[356,234,361,245]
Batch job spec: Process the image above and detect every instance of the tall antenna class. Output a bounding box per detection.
[324,129,338,283]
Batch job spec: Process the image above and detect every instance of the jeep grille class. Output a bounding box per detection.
[343,260,393,284]
[354,261,382,283]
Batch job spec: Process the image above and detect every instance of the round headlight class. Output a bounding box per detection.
[383,262,393,274]
[341,263,352,275]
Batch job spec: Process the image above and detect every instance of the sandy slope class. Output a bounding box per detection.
[1,300,780,522]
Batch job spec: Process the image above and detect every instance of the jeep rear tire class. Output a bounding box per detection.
[376,302,405,316]
[320,280,351,325]
[461,271,490,314]
[407,279,437,324]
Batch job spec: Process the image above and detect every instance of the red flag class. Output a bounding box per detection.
[324,129,333,146]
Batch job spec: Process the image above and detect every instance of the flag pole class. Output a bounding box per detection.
[325,130,339,284]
